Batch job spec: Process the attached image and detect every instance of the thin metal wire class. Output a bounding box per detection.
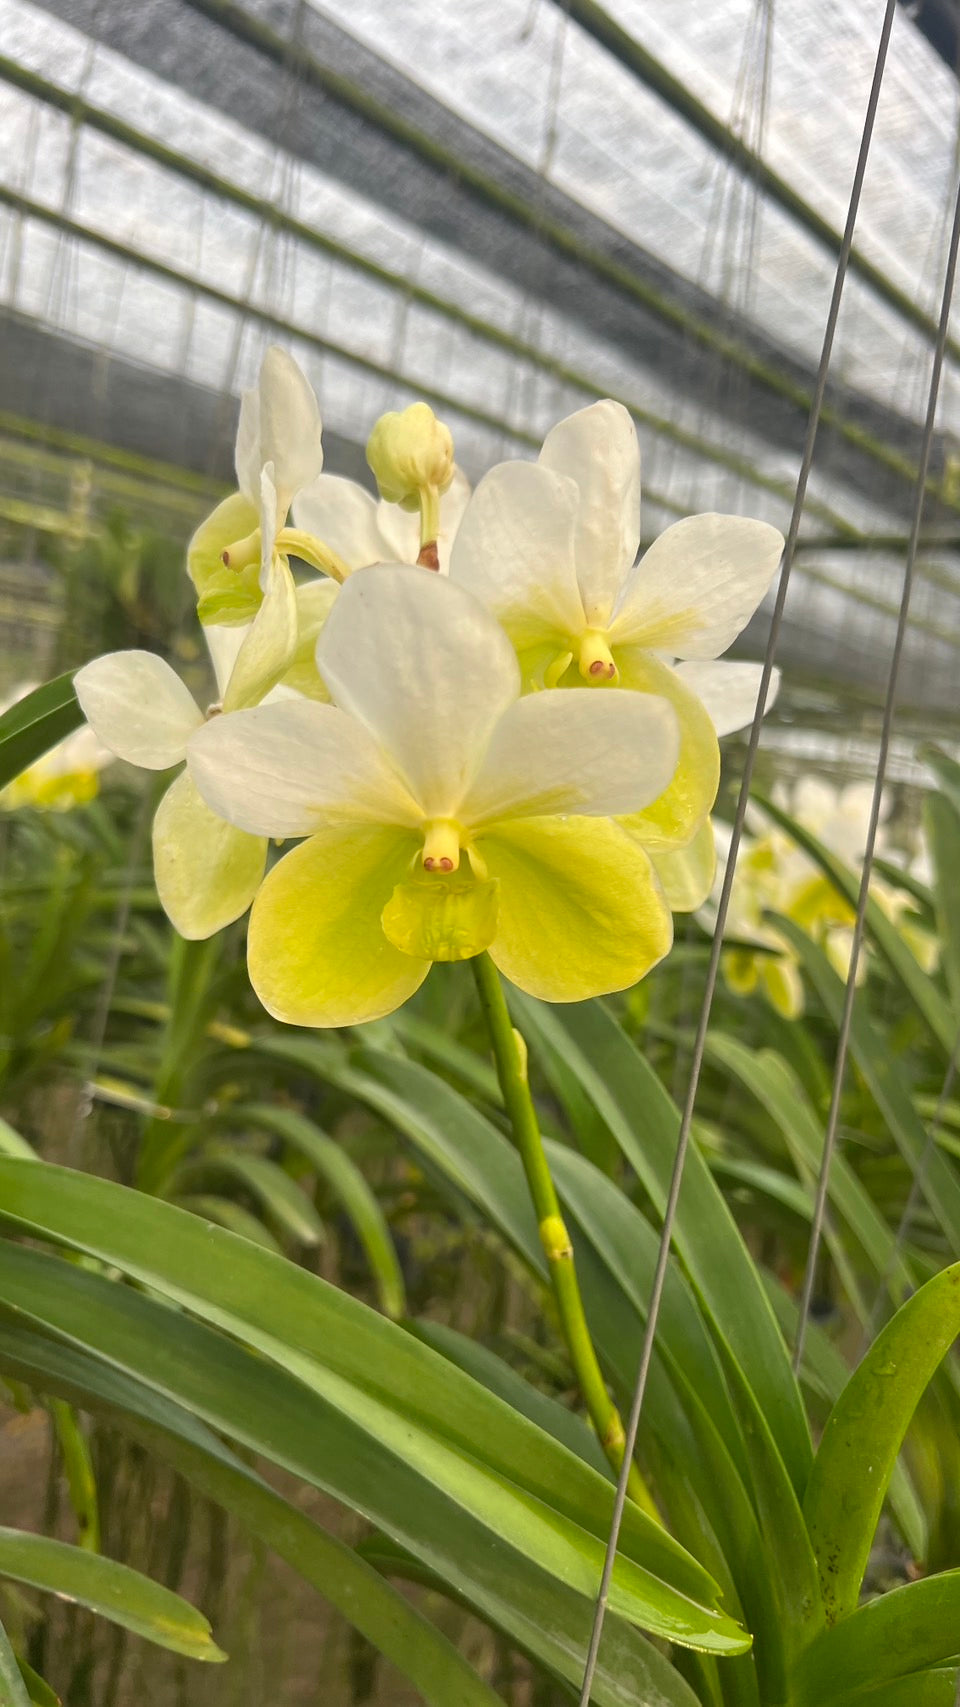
[792,163,960,1374]
[576,3,898,1696]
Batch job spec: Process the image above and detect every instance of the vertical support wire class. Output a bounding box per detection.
[793,162,960,1375]
[576,3,898,1697]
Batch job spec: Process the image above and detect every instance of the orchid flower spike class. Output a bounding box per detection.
[187,347,330,627]
[188,566,683,1027]
[449,400,784,871]
[72,603,299,939]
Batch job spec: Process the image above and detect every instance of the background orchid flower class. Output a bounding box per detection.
[0,683,112,812]
[448,400,784,865]
[188,566,682,1027]
[704,777,937,1017]
[187,346,325,627]
[72,590,297,939]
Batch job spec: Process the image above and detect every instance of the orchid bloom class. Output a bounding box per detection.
[187,346,326,628]
[0,684,112,812]
[448,401,784,897]
[707,778,936,1018]
[292,463,470,577]
[72,607,296,940]
[187,566,682,1027]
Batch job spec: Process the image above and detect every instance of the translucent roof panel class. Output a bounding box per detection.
[1,0,959,731]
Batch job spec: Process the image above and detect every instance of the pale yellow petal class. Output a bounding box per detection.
[247,823,428,1027]
[614,648,720,848]
[648,819,717,912]
[477,816,672,1001]
[152,771,266,940]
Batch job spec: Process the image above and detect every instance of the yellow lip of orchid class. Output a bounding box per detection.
[186,565,684,1027]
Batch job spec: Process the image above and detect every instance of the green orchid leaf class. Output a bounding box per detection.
[170,1195,284,1252]
[924,789,960,1015]
[791,1569,960,1705]
[804,1262,960,1623]
[169,1145,325,1247]
[16,1656,61,1707]
[0,1618,32,1707]
[0,1526,225,1661]
[0,1319,504,1707]
[774,917,960,1254]
[755,790,953,1054]
[0,674,83,794]
[0,1160,745,1655]
[230,1103,405,1317]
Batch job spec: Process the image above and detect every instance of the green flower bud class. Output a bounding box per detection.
[366,403,454,511]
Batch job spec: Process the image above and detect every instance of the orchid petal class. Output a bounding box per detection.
[234,386,262,508]
[247,824,428,1027]
[477,816,672,1000]
[648,820,717,913]
[608,514,783,657]
[614,649,720,848]
[257,347,324,517]
[463,688,678,826]
[222,549,298,712]
[279,578,339,701]
[673,660,781,737]
[538,401,641,628]
[448,461,584,645]
[187,699,420,839]
[316,566,520,818]
[204,624,247,700]
[74,651,202,770]
[294,474,387,568]
[152,770,266,939]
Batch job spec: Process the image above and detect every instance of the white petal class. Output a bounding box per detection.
[257,347,323,518]
[436,465,471,572]
[74,651,202,769]
[538,401,640,628]
[463,688,679,826]
[673,661,781,737]
[223,553,298,712]
[234,387,261,507]
[449,460,585,645]
[294,473,388,568]
[316,566,520,818]
[609,515,784,658]
[187,699,420,838]
[258,463,279,590]
[204,623,248,699]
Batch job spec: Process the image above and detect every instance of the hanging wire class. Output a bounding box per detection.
[793,154,960,1374]
[576,3,899,1697]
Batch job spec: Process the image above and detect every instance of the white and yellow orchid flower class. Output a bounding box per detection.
[187,566,682,1027]
[73,554,297,939]
[448,401,784,874]
[187,346,326,626]
[0,683,112,812]
[292,462,470,578]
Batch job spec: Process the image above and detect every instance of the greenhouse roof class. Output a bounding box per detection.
[2,0,960,734]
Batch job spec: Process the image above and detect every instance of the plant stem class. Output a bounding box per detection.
[471,953,659,1519]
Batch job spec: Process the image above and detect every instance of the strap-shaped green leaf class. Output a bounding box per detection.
[0,1319,506,1707]
[804,1263,960,1622]
[925,789,960,1016]
[0,1617,32,1707]
[791,1569,960,1704]
[0,1526,225,1661]
[0,1159,743,1652]
[775,918,960,1254]
[0,674,82,792]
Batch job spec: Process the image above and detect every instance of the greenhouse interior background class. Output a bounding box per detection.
[2,0,960,1702]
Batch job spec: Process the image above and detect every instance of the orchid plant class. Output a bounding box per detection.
[15,348,960,1706]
